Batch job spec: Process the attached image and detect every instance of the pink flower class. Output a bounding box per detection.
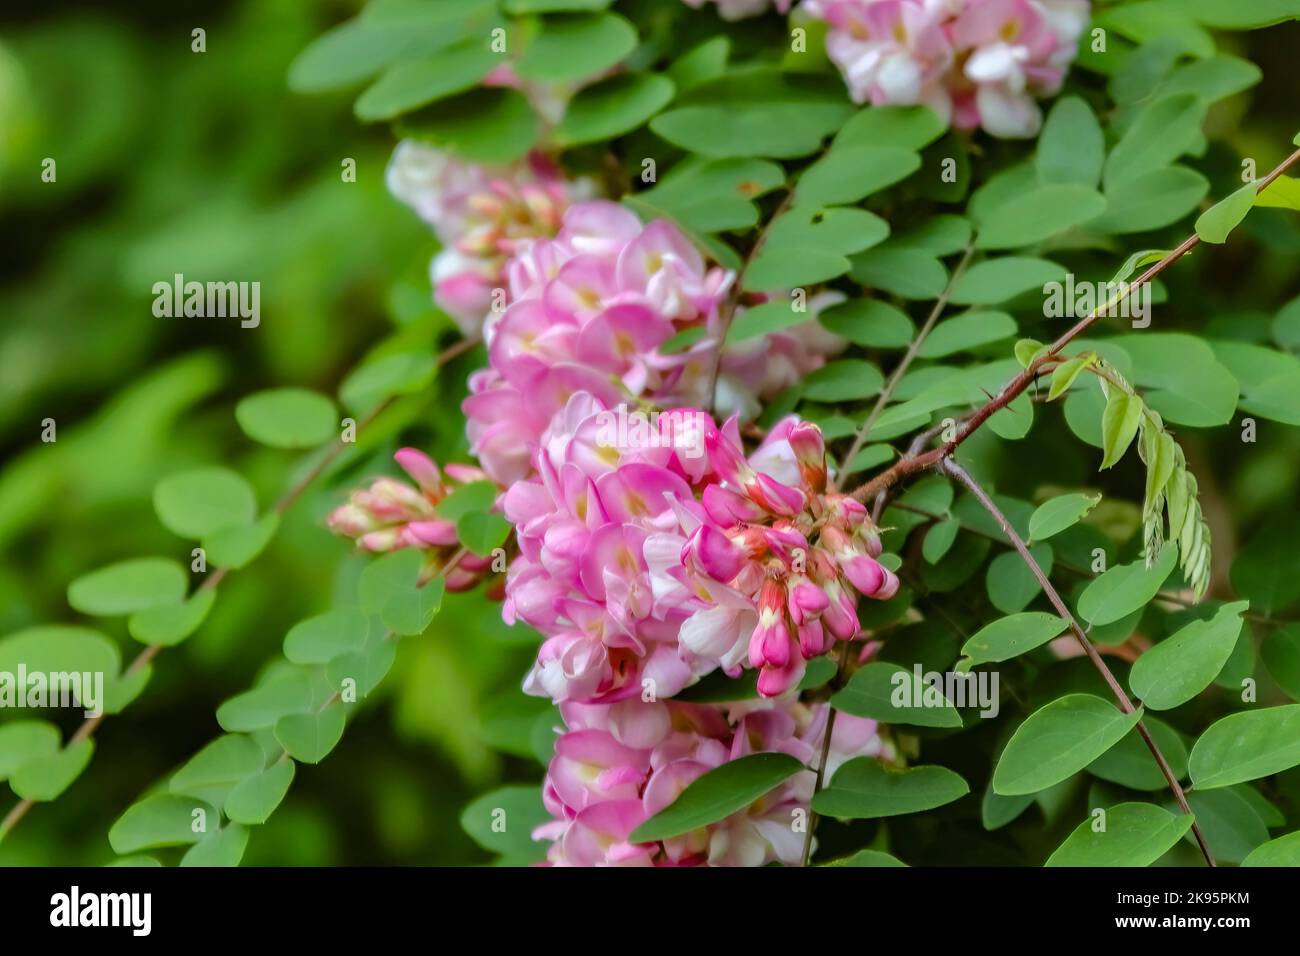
[533,697,895,866]
[803,0,1090,139]
[386,142,591,334]
[326,448,496,592]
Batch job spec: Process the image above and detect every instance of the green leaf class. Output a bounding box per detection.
[1035,96,1104,188]
[435,481,499,521]
[984,542,1052,612]
[1261,624,1300,701]
[800,360,884,402]
[327,641,398,700]
[169,735,264,802]
[1048,354,1094,401]
[554,73,674,147]
[797,146,920,207]
[1189,705,1300,789]
[0,721,61,781]
[1087,717,1188,791]
[398,87,539,164]
[460,785,551,863]
[354,40,498,121]
[283,609,372,665]
[1256,175,1300,211]
[224,759,296,825]
[922,519,959,564]
[917,310,1017,358]
[515,13,637,83]
[993,694,1143,796]
[1103,94,1206,189]
[812,759,969,819]
[834,105,945,150]
[1029,492,1100,541]
[8,739,94,802]
[235,388,336,449]
[638,157,783,234]
[1077,545,1177,627]
[630,753,806,842]
[975,184,1107,250]
[358,549,424,614]
[1045,802,1194,866]
[109,794,216,853]
[1014,338,1045,368]
[1100,389,1144,469]
[67,557,188,616]
[831,661,962,727]
[216,672,313,733]
[457,511,512,557]
[202,513,280,570]
[340,351,438,414]
[127,588,216,647]
[381,578,445,636]
[950,257,1066,306]
[153,467,257,539]
[275,705,347,765]
[1129,601,1248,709]
[180,824,249,867]
[747,207,889,290]
[1195,180,1257,244]
[822,849,908,867]
[957,612,1070,670]
[1089,166,1209,234]
[850,246,947,299]
[1241,830,1300,867]
[651,102,852,158]
[818,300,915,350]
[668,36,729,91]
[287,17,459,93]
[0,627,120,703]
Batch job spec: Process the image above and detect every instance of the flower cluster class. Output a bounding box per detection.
[503,394,898,705]
[536,696,891,866]
[387,142,589,335]
[370,126,900,867]
[326,448,497,593]
[464,199,839,486]
[704,0,1088,139]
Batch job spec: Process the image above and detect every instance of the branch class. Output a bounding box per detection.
[832,244,976,488]
[706,190,795,413]
[802,637,853,866]
[848,145,1300,506]
[941,458,1216,867]
[0,338,479,844]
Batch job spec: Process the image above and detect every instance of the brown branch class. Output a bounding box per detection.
[0,338,479,844]
[832,244,976,488]
[941,458,1215,867]
[849,146,1300,507]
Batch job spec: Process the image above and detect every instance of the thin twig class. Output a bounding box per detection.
[705,191,795,413]
[941,458,1215,867]
[832,244,976,488]
[801,637,854,866]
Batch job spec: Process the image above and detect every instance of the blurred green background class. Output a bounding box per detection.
[0,0,541,865]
